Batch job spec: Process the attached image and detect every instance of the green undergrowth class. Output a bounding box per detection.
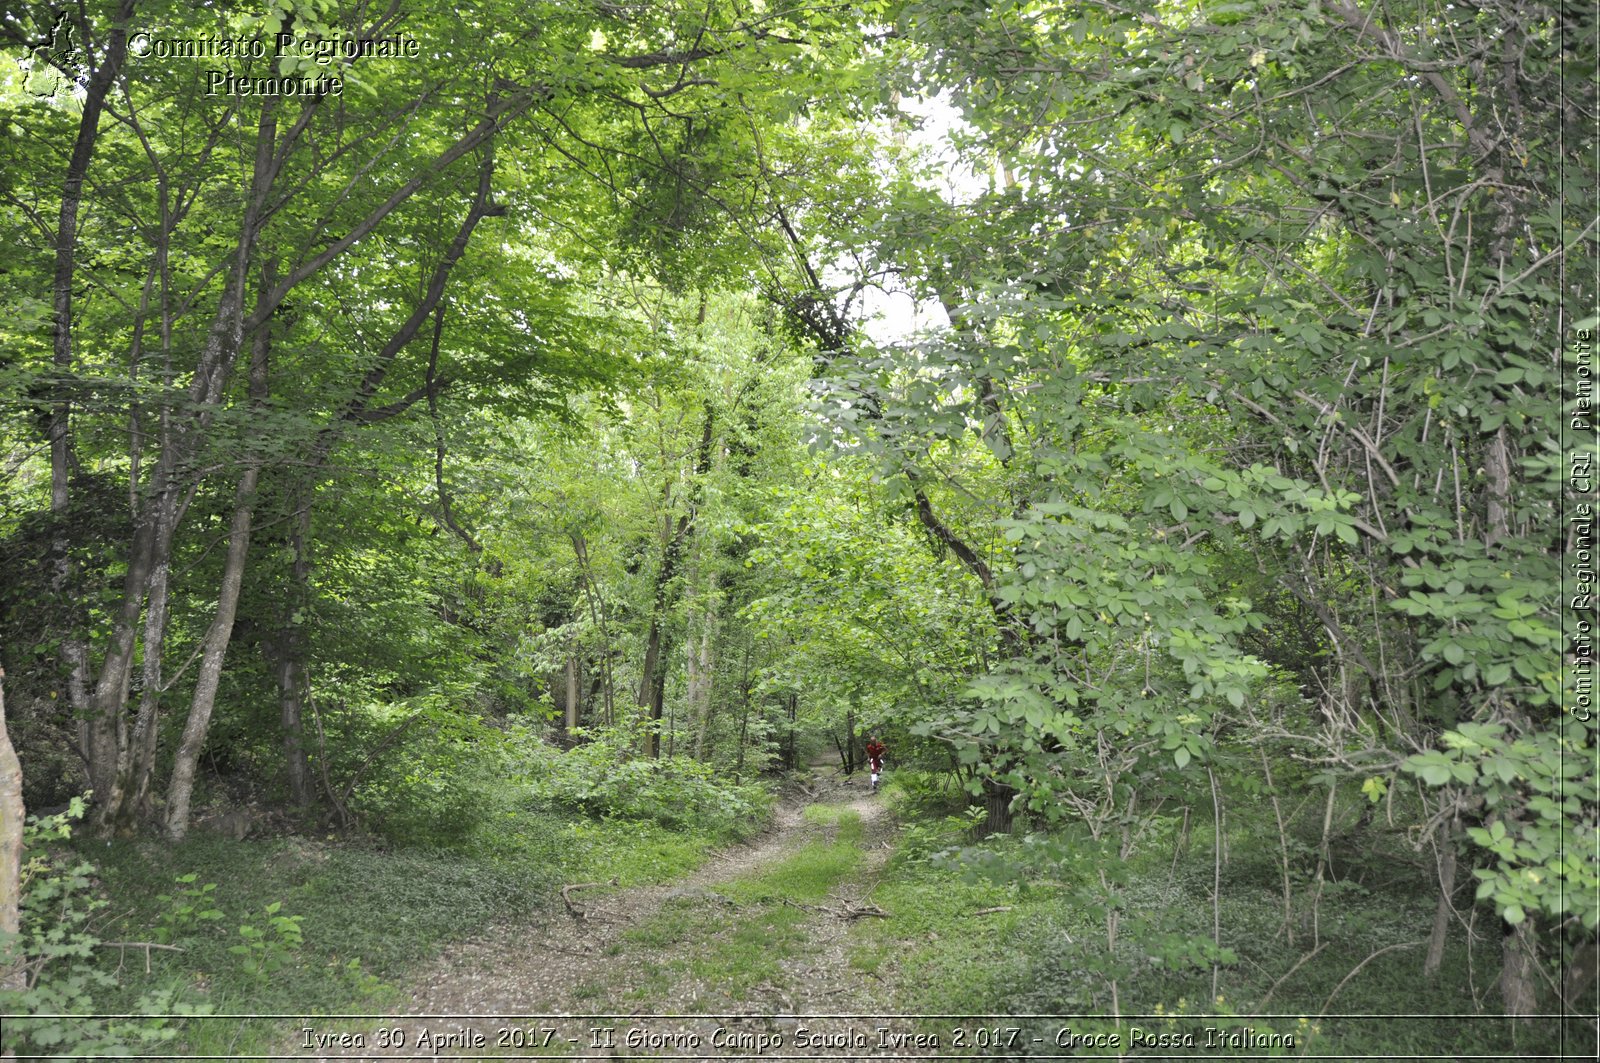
[12,744,775,1060]
[80,834,527,1052]
[59,818,721,1057]
[856,773,1586,1058]
[522,733,773,842]
[615,803,867,1001]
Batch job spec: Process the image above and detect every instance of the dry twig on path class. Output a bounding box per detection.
[560,878,618,919]
[781,898,890,920]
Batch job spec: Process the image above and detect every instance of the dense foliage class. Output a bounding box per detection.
[0,0,1592,1052]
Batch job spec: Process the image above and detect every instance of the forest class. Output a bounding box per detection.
[0,0,1595,1059]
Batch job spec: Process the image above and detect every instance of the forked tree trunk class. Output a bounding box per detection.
[89,96,281,834]
[165,465,260,840]
[97,498,180,835]
[166,267,275,840]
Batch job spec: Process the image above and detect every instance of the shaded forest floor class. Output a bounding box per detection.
[305,763,919,1059]
[63,760,1592,1061]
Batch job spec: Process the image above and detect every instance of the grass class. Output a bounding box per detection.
[855,772,1592,1059]
[690,815,865,995]
[39,784,741,1060]
[559,817,721,886]
[30,765,1589,1061]
[613,803,870,1001]
[8,740,776,1060]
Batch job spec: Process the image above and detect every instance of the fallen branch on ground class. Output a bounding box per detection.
[96,941,186,974]
[781,898,889,919]
[560,878,618,919]
[1319,940,1421,1017]
[968,906,1014,917]
[541,942,597,957]
[1259,940,1328,1009]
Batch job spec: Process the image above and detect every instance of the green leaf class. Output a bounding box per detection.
[1403,752,1455,787]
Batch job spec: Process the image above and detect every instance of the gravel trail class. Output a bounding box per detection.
[297,766,918,1061]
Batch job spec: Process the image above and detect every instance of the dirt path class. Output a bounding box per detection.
[300,767,919,1061]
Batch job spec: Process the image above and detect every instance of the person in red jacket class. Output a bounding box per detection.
[864,737,886,793]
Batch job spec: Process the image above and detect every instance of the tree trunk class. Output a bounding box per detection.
[1424,820,1458,978]
[272,484,316,811]
[1310,780,1337,948]
[1260,751,1295,946]
[571,534,615,727]
[843,706,856,775]
[0,666,26,994]
[97,494,181,835]
[638,405,715,759]
[1564,935,1599,1011]
[165,260,278,845]
[124,543,173,819]
[564,655,580,736]
[1499,920,1538,1020]
[88,96,283,834]
[734,644,752,780]
[735,701,749,779]
[688,572,717,760]
[165,465,260,840]
[639,618,666,759]
[51,4,136,783]
[256,150,498,805]
[785,693,798,770]
[274,644,312,810]
[982,776,1014,836]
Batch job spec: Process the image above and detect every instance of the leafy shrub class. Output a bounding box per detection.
[342,703,507,847]
[884,768,970,818]
[228,901,305,980]
[0,798,209,1058]
[153,873,224,944]
[525,737,771,840]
